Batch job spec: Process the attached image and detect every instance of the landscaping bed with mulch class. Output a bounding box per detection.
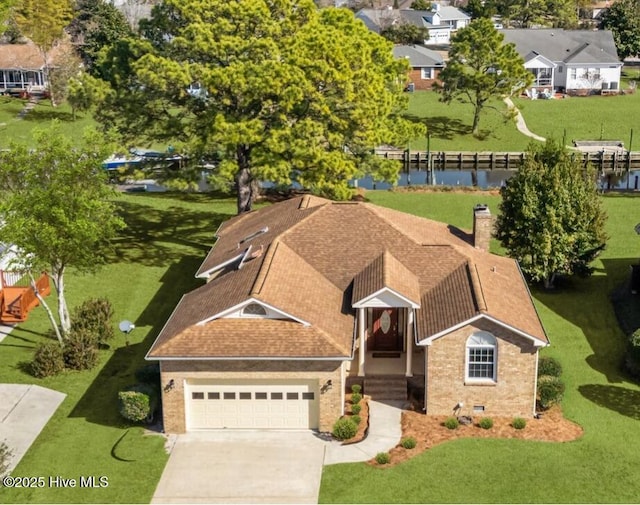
[373,405,583,466]
[341,394,369,444]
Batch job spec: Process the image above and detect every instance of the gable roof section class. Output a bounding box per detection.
[393,45,445,68]
[0,40,69,70]
[196,195,325,278]
[148,319,349,359]
[352,250,421,307]
[419,262,478,337]
[148,196,548,360]
[501,29,621,65]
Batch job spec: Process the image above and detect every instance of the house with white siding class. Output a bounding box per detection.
[501,29,623,95]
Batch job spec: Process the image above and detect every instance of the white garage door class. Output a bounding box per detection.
[187,380,319,430]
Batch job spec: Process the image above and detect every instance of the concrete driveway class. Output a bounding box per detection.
[151,431,326,504]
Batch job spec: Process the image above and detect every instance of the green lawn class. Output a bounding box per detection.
[513,92,640,147]
[0,192,238,503]
[0,97,97,147]
[405,91,534,152]
[319,190,640,503]
[405,88,640,153]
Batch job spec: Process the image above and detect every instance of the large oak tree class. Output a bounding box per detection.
[97,0,422,214]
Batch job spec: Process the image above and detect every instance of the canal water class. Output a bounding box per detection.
[350,168,640,191]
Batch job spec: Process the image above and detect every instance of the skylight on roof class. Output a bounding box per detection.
[239,226,268,246]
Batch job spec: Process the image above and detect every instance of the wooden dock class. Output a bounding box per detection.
[375,149,640,173]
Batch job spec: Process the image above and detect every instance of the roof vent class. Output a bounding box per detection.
[239,226,268,247]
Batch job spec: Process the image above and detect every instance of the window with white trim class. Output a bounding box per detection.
[466,332,497,381]
[242,303,267,316]
[421,68,433,80]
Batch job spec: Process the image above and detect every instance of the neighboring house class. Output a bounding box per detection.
[394,44,444,90]
[356,5,471,45]
[0,40,66,95]
[501,29,623,94]
[147,196,548,433]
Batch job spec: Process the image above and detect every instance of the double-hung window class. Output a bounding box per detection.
[466,332,497,382]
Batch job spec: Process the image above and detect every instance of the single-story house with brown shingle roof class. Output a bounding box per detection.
[147,196,548,433]
[0,40,68,94]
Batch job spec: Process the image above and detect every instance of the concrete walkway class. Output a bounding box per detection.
[324,400,403,465]
[0,384,66,473]
[504,97,546,142]
[0,324,14,343]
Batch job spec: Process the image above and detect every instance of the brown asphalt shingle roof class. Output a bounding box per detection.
[151,319,348,358]
[352,250,421,306]
[148,196,547,359]
[0,40,69,69]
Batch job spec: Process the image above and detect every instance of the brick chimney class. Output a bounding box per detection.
[473,204,492,252]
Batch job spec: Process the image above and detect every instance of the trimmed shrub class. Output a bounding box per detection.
[512,417,527,430]
[375,452,390,465]
[625,329,640,377]
[351,414,362,425]
[478,417,494,429]
[537,375,565,409]
[350,392,362,405]
[332,417,358,440]
[63,327,99,371]
[401,436,417,449]
[30,341,65,378]
[351,384,362,394]
[71,297,114,346]
[351,403,362,415]
[538,356,563,378]
[118,384,158,423]
[444,417,459,430]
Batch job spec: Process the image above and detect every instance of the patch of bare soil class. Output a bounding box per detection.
[376,405,583,466]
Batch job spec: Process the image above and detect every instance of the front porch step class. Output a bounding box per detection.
[363,377,407,401]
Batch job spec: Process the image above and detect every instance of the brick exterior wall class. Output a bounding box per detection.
[159,360,344,433]
[425,320,538,418]
[408,68,442,90]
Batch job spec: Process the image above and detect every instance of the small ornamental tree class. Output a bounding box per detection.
[496,140,607,289]
[0,124,126,342]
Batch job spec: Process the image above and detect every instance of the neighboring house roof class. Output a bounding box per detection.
[356,8,470,32]
[501,29,621,65]
[147,196,548,360]
[0,40,68,70]
[393,45,445,68]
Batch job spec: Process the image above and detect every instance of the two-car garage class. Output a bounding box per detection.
[186,379,320,430]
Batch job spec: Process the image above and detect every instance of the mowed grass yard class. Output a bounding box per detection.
[319,190,640,503]
[406,88,640,153]
[0,97,97,146]
[0,193,239,503]
[1,189,639,502]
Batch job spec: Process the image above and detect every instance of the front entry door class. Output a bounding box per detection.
[371,308,401,351]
